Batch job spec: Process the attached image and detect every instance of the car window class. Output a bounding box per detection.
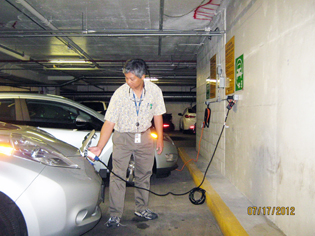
[25,99,103,131]
[0,99,16,122]
[26,100,76,122]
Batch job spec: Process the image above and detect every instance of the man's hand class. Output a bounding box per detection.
[156,137,164,155]
[154,115,164,155]
[88,146,103,157]
[87,120,115,159]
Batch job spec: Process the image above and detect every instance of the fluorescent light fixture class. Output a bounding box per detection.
[45,67,98,71]
[48,76,74,81]
[0,45,30,61]
[206,78,217,83]
[144,77,159,81]
[49,60,92,64]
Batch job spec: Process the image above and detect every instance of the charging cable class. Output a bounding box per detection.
[83,103,233,205]
[175,105,210,172]
[84,149,205,203]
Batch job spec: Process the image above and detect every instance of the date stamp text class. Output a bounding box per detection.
[247,206,295,216]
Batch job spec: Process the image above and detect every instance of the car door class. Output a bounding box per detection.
[20,98,113,175]
[20,98,103,147]
[0,99,16,123]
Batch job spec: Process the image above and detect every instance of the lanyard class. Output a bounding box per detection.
[133,92,142,116]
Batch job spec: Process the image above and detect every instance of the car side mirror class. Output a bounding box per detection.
[178,113,183,116]
[75,115,89,126]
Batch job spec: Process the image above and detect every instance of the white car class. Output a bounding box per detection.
[0,93,178,180]
[0,122,102,236]
[178,105,196,133]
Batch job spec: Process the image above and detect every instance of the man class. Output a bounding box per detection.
[89,59,166,227]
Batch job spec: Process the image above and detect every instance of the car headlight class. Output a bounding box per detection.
[8,133,79,169]
[0,142,14,156]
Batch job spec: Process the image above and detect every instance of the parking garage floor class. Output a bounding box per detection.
[82,131,285,236]
[82,132,223,236]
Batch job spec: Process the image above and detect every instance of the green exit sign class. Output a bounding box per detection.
[235,54,244,91]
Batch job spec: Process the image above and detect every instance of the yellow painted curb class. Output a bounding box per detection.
[178,148,249,236]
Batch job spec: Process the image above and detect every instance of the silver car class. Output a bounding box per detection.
[0,122,102,236]
[0,93,178,181]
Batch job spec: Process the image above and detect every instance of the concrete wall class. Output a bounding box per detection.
[196,0,315,235]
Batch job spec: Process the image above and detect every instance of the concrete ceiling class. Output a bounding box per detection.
[0,0,224,101]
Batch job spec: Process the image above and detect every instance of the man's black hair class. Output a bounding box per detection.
[123,59,148,78]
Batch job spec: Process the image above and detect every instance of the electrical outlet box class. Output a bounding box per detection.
[226,94,242,100]
[219,76,225,88]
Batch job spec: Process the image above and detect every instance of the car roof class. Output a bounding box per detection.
[0,92,105,121]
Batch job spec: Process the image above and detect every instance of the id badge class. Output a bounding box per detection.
[135,133,141,143]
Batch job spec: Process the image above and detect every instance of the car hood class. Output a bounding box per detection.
[0,122,80,157]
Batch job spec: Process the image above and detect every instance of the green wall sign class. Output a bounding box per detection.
[235,54,244,91]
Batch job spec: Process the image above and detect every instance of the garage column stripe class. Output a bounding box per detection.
[178,148,248,236]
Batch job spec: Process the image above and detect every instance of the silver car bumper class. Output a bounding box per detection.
[15,157,102,236]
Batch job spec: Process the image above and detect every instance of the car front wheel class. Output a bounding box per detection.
[0,193,27,236]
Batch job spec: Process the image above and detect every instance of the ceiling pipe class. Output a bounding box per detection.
[13,0,98,68]
[0,31,224,37]
[0,28,225,37]
[15,0,54,28]
[158,0,165,56]
[0,59,196,64]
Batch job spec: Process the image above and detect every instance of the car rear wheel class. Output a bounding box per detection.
[0,192,27,236]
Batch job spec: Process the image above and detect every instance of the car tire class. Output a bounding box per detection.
[0,193,27,236]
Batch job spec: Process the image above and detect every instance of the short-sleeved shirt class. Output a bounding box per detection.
[105,80,166,133]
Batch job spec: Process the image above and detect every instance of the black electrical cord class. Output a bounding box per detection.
[94,105,233,205]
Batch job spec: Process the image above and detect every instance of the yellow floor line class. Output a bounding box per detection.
[178,148,249,236]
